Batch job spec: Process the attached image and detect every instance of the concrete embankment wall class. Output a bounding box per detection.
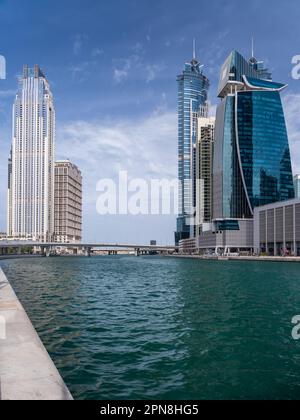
[169,255,300,263]
[0,268,73,400]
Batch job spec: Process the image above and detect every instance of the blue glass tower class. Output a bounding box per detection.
[175,48,210,245]
[213,50,294,224]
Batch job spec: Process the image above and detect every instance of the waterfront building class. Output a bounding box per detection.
[7,150,12,236]
[254,198,300,256]
[294,175,300,198]
[196,50,294,255]
[54,160,82,243]
[196,116,215,236]
[179,237,198,254]
[175,44,210,245]
[214,50,294,220]
[7,65,55,242]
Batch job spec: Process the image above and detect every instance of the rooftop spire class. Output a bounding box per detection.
[193,39,196,60]
[251,36,254,58]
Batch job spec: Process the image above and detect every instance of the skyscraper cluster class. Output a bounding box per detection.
[175,48,212,244]
[7,65,82,243]
[176,47,295,255]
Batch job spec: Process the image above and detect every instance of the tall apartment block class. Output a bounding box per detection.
[7,65,55,241]
[54,160,82,243]
[175,46,210,245]
[196,117,215,236]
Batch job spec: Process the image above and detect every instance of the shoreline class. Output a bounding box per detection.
[0,267,73,400]
[167,254,300,263]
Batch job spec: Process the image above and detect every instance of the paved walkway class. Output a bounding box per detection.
[0,268,73,400]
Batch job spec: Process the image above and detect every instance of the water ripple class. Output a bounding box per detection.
[1,256,300,400]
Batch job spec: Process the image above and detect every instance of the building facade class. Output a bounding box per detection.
[200,50,295,253]
[54,160,82,243]
[175,48,210,244]
[254,198,300,256]
[7,65,55,241]
[213,50,294,221]
[294,175,300,198]
[196,117,215,236]
[198,219,254,254]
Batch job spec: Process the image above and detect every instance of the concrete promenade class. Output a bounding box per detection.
[0,268,73,400]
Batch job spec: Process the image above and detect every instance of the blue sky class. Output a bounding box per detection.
[1,0,300,243]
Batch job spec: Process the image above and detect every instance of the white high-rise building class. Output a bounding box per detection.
[7,65,55,242]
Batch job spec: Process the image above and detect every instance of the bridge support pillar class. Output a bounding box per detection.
[135,248,140,257]
[84,247,92,257]
[45,246,51,257]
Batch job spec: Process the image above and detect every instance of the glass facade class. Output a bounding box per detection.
[222,95,251,219]
[237,91,294,210]
[218,50,271,98]
[176,57,210,244]
[294,176,300,198]
[214,50,294,226]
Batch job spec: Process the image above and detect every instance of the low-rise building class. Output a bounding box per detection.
[198,219,254,255]
[179,238,197,254]
[254,198,300,256]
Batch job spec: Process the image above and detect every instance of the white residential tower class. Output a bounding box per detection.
[7,65,55,241]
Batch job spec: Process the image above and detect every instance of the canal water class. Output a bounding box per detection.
[1,256,300,400]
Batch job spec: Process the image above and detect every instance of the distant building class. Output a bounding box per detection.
[7,65,55,242]
[175,43,210,245]
[54,161,82,243]
[0,232,7,241]
[7,150,12,236]
[150,240,157,246]
[196,117,215,236]
[294,175,300,198]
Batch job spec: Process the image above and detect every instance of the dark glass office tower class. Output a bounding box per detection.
[175,50,210,245]
[213,50,294,222]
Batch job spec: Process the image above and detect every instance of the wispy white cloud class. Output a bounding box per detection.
[69,62,90,83]
[56,110,177,201]
[146,63,165,83]
[132,42,144,54]
[200,29,230,76]
[73,33,88,55]
[113,67,129,83]
[91,47,104,57]
[56,111,177,242]
[113,54,141,83]
[113,48,165,85]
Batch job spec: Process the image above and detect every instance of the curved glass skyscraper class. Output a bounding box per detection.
[175,52,210,245]
[213,50,294,222]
